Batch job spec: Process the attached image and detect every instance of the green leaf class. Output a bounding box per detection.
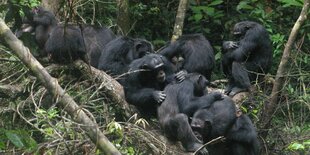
[278,0,303,7]
[288,142,305,150]
[206,7,215,16]
[215,52,222,61]
[237,1,254,11]
[5,131,24,148]
[194,14,203,22]
[208,0,223,6]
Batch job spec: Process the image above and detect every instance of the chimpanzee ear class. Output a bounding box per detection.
[135,41,143,51]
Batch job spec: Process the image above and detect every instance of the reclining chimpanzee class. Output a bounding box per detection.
[157,73,223,154]
[222,21,272,96]
[160,33,215,80]
[97,36,154,80]
[19,6,116,66]
[191,96,260,155]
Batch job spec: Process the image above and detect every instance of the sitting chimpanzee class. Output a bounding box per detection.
[191,96,260,155]
[157,73,223,154]
[123,53,182,116]
[222,21,272,96]
[82,25,116,67]
[159,33,215,80]
[97,36,154,78]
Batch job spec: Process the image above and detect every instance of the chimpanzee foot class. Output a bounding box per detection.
[184,142,208,155]
[224,85,233,95]
[229,87,248,97]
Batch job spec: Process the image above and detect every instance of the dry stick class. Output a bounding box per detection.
[260,0,310,138]
[193,136,225,155]
[0,18,121,155]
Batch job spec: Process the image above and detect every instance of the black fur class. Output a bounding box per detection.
[222,21,272,96]
[45,24,87,63]
[98,36,154,77]
[160,33,215,80]
[157,73,223,154]
[21,7,58,56]
[191,96,260,155]
[123,54,176,116]
[82,25,116,67]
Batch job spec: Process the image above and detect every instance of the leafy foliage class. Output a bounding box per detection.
[0,0,309,154]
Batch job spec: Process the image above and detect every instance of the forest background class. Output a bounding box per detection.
[0,0,309,154]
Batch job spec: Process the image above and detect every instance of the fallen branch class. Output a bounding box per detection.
[193,136,225,155]
[0,18,121,155]
[72,60,136,118]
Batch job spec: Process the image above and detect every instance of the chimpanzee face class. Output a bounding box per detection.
[32,6,43,15]
[233,21,253,38]
[140,54,166,83]
[191,108,213,139]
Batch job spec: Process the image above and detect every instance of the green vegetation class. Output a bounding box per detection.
[0,0,309,154]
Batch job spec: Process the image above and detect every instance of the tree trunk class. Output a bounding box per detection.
[171,0,189,42]
[41,0,61,18]
[259,0,309,138]
[116,0,130,35]
[0,18,121,155]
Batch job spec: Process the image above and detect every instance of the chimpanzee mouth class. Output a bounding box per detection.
[154,63,164,69]
[233,31,242,35]
[158,75,166,83]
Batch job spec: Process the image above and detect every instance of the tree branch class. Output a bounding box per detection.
[259,0,309,138]
[0,18,121,155]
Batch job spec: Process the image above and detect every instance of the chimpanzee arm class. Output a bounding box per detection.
[230,29,259,62]
[33,12,55,26]
[159,41,184,59]
[180,92,223,116]
[125,87,166,107]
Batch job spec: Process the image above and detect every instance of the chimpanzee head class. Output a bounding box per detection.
[190,108,213,141]
[233,21,257,38]
[186,73,209,96]
[139,54,166,83]
[134,38,154,58]
[32,6,43,14]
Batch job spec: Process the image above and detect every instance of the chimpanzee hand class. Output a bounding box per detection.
[153,91,166,104]
[209,91,224,101]
[223,41,238,50]
[175,70,187,82]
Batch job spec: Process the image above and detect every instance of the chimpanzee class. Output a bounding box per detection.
[191,96,260,155]
[19,7,116,66]
[17,6,58,56]
[97,36,154,77]
[45,24,88,63]
[160,33,215,80]
[123,53,184,116]
[222,21,272,96]
[157,73,224,154]
[82,25,116,67]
